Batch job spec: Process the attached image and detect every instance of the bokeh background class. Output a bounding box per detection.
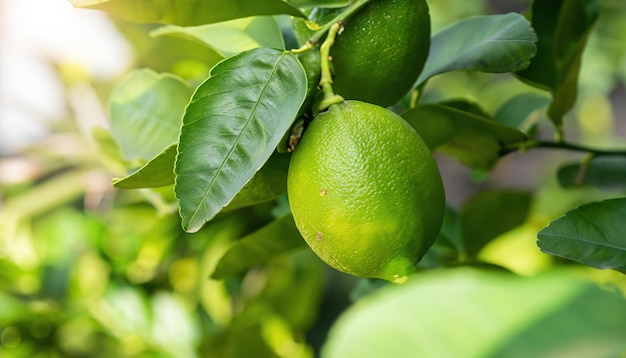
[1,0,625,357]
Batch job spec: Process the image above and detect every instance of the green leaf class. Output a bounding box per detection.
[175,48,308,232]
[419,206,464,268]
[402,104,527,169]
[296,49,322,102]
[436,207,464,254]
[260,250,325,331]
[493,92,550,131]
[114,20,223,78]
[150,16,285,58]
[460,190,532,258]
[211,214,306,279]
[515,0,598,126]
[70,0,304,26]
[225,153,291,211]
[489,281,626,356]
[557,156,626,191]
[109,69,193,162]
[415,13,537,86]
[113,143,177,189]
[438,99,490,118]
[114,147,290,212]
[538,198,626,270]
[323,268,626,358]
[288,0,350,8]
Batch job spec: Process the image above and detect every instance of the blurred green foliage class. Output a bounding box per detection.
[1,0,626,357]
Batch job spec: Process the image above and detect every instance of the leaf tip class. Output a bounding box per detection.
[181,218,203,234]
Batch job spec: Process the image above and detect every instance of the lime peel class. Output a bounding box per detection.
[287,100,445,282]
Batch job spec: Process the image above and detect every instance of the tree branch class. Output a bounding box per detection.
[502,140,626,157]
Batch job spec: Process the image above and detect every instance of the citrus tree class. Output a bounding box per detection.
[2,0,626,356]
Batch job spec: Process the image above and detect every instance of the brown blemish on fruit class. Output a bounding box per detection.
[320,189,326,196]
[316,231,323,241]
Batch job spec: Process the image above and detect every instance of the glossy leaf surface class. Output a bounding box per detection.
[416,13,537,86]
[175,48,307,232]
[402,104,527,169]
[113,144,177,188]
[538,198,626,270]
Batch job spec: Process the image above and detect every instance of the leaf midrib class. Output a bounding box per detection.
[187,51,287,228]
[539,232,626,251]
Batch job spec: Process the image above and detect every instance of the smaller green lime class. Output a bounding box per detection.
[330,0,431,107]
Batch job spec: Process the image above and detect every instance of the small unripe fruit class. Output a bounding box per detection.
[330,0,431,107]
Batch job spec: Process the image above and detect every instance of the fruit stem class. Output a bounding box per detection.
[290,41,314,54]
[308,0,370,44]
[318,22,344,112]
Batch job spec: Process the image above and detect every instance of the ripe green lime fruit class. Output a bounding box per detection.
[330,0,430,107]
[287,100,445,283]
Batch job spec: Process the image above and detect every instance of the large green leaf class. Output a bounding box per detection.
[538,198,626,271]
[175,48,307,232]
[323,269,626,357]
[151,16,284,58]
[515,0,598,127]
[113,144,177,189]
[402,104,527,169]
[109,69,192,162]
[211,214,306,279]
[70,0,304,26]
[460,190,532,258]
[557,156,626,191]
[415,13,537,86]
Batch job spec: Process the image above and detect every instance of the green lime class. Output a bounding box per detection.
[287,100,445,283]
[330,0,430,107]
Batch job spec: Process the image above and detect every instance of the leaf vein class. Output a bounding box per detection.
[187,52,287,227]
[539,233,626,251]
